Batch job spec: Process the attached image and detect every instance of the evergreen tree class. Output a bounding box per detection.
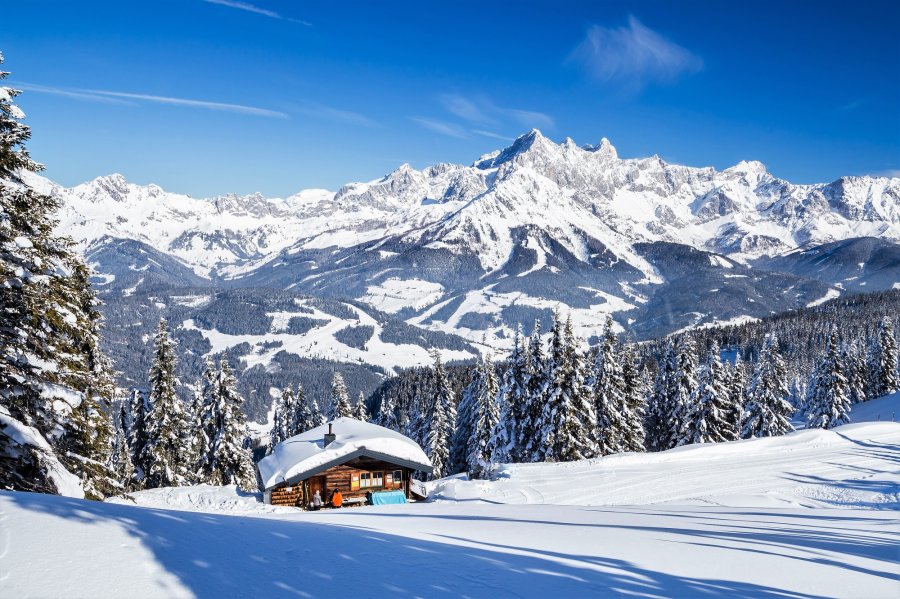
[110,415,135,491]
[743,336,794,438]
[523,320,547,462]
[868,317,899,398]
[537,314,597,462]
[376,392,399,431]
[206,359,256,489]
[267,386,293,453]
[645,339,677,452]
[805,331,851,430]
[355,391,368,422]
[451,361,482,475]
[672,336,699,447]
[591,316,627,455]
[723,355,747,441]
[329,372,353,419]
[128,388,149,483]
[424,351,456,480]
[288,385,316,434]
[619,342,647,452]
[193,357,218,481]
[468,356,499,479]
[491,327,529,463]
[141,319,189,488]
[1,53,118,496]
[842,341,868,405]
[683,342,731,444]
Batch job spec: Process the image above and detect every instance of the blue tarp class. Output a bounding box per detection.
[370,490,407,505]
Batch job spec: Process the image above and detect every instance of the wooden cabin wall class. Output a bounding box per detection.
[269,458,415,507]
[269,485,304,507]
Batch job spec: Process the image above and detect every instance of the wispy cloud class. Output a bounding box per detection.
[294,102,376,127]
[836,99,867,112]
[202,0,310,26]
[872,168,900,179]
[13,82,131,105]
[17,82,288,118]
[410,117,469,139]
[472,129,514,141]
[435,93,554,138]
[569,16,702,87]
[440,94,496,125]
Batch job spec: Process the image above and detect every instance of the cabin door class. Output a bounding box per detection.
[309,476,326,503]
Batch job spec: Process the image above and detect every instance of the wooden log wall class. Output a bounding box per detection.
[269,485,303,507]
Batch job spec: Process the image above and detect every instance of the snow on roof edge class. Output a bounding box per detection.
[257,417,432,490]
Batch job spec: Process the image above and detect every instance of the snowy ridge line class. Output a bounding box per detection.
[31,129,900,279]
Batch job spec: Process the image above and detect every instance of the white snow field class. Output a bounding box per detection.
[2,421,899,598]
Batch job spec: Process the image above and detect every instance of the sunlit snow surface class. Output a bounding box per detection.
[2,419,898,598]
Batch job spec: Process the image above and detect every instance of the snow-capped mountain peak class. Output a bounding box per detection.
[31,130,900,347]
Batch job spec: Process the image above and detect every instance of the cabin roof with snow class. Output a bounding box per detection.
[257,417,433,491]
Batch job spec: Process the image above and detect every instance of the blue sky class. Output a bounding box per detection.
[3,0,898,197]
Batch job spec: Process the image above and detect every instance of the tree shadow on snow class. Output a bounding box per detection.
[2,492,867,599]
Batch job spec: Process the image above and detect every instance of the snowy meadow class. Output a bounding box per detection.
[3,404,899,598]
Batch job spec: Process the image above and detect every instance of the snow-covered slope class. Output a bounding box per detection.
[430,421,900,510]
[848,392,900,424]
[2,421,898,598]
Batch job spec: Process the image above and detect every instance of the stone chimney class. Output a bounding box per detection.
[324,423,336,447]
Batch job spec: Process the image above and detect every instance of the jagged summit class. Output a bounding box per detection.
[26,130,900,350]
[32,131,900,298]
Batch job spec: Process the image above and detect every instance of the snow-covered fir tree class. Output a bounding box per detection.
[672,336,699,447]
[467,356,499,479]
[1,53,117,497]
[128,388,149,483]
[376,391,399,431]
[842,340,868,405]
[721,357,745,441]
[868,317,898,399]
[424,351,456,480]
[491,327,529,463]
[591,316,628,455]
[141,319,189,488]
[110,411,135,491]
[683,342,731,444]
[188,357,216,478]
[204,359,256,490]
[619,342,647,452]
[646,339,678,452]
[805,331,851,430]
[743,335,794,438]
[537,313,597,462]
[450,361,482,474]
[329,372,353,419]
[190,356,218,484]
[267,386,294,453]
[523,320,547,461]
[355,391,368,422]
[289,385,316,434]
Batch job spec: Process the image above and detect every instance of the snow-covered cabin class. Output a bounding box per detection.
[258,417,433,507]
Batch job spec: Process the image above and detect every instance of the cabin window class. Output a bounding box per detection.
[372,471,384,487]
[360,472,372,488]
[393,470,403,485]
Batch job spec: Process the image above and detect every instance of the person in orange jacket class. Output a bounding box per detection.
[331,489,343,508]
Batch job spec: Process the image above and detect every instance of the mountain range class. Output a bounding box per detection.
[25,129,900,408]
